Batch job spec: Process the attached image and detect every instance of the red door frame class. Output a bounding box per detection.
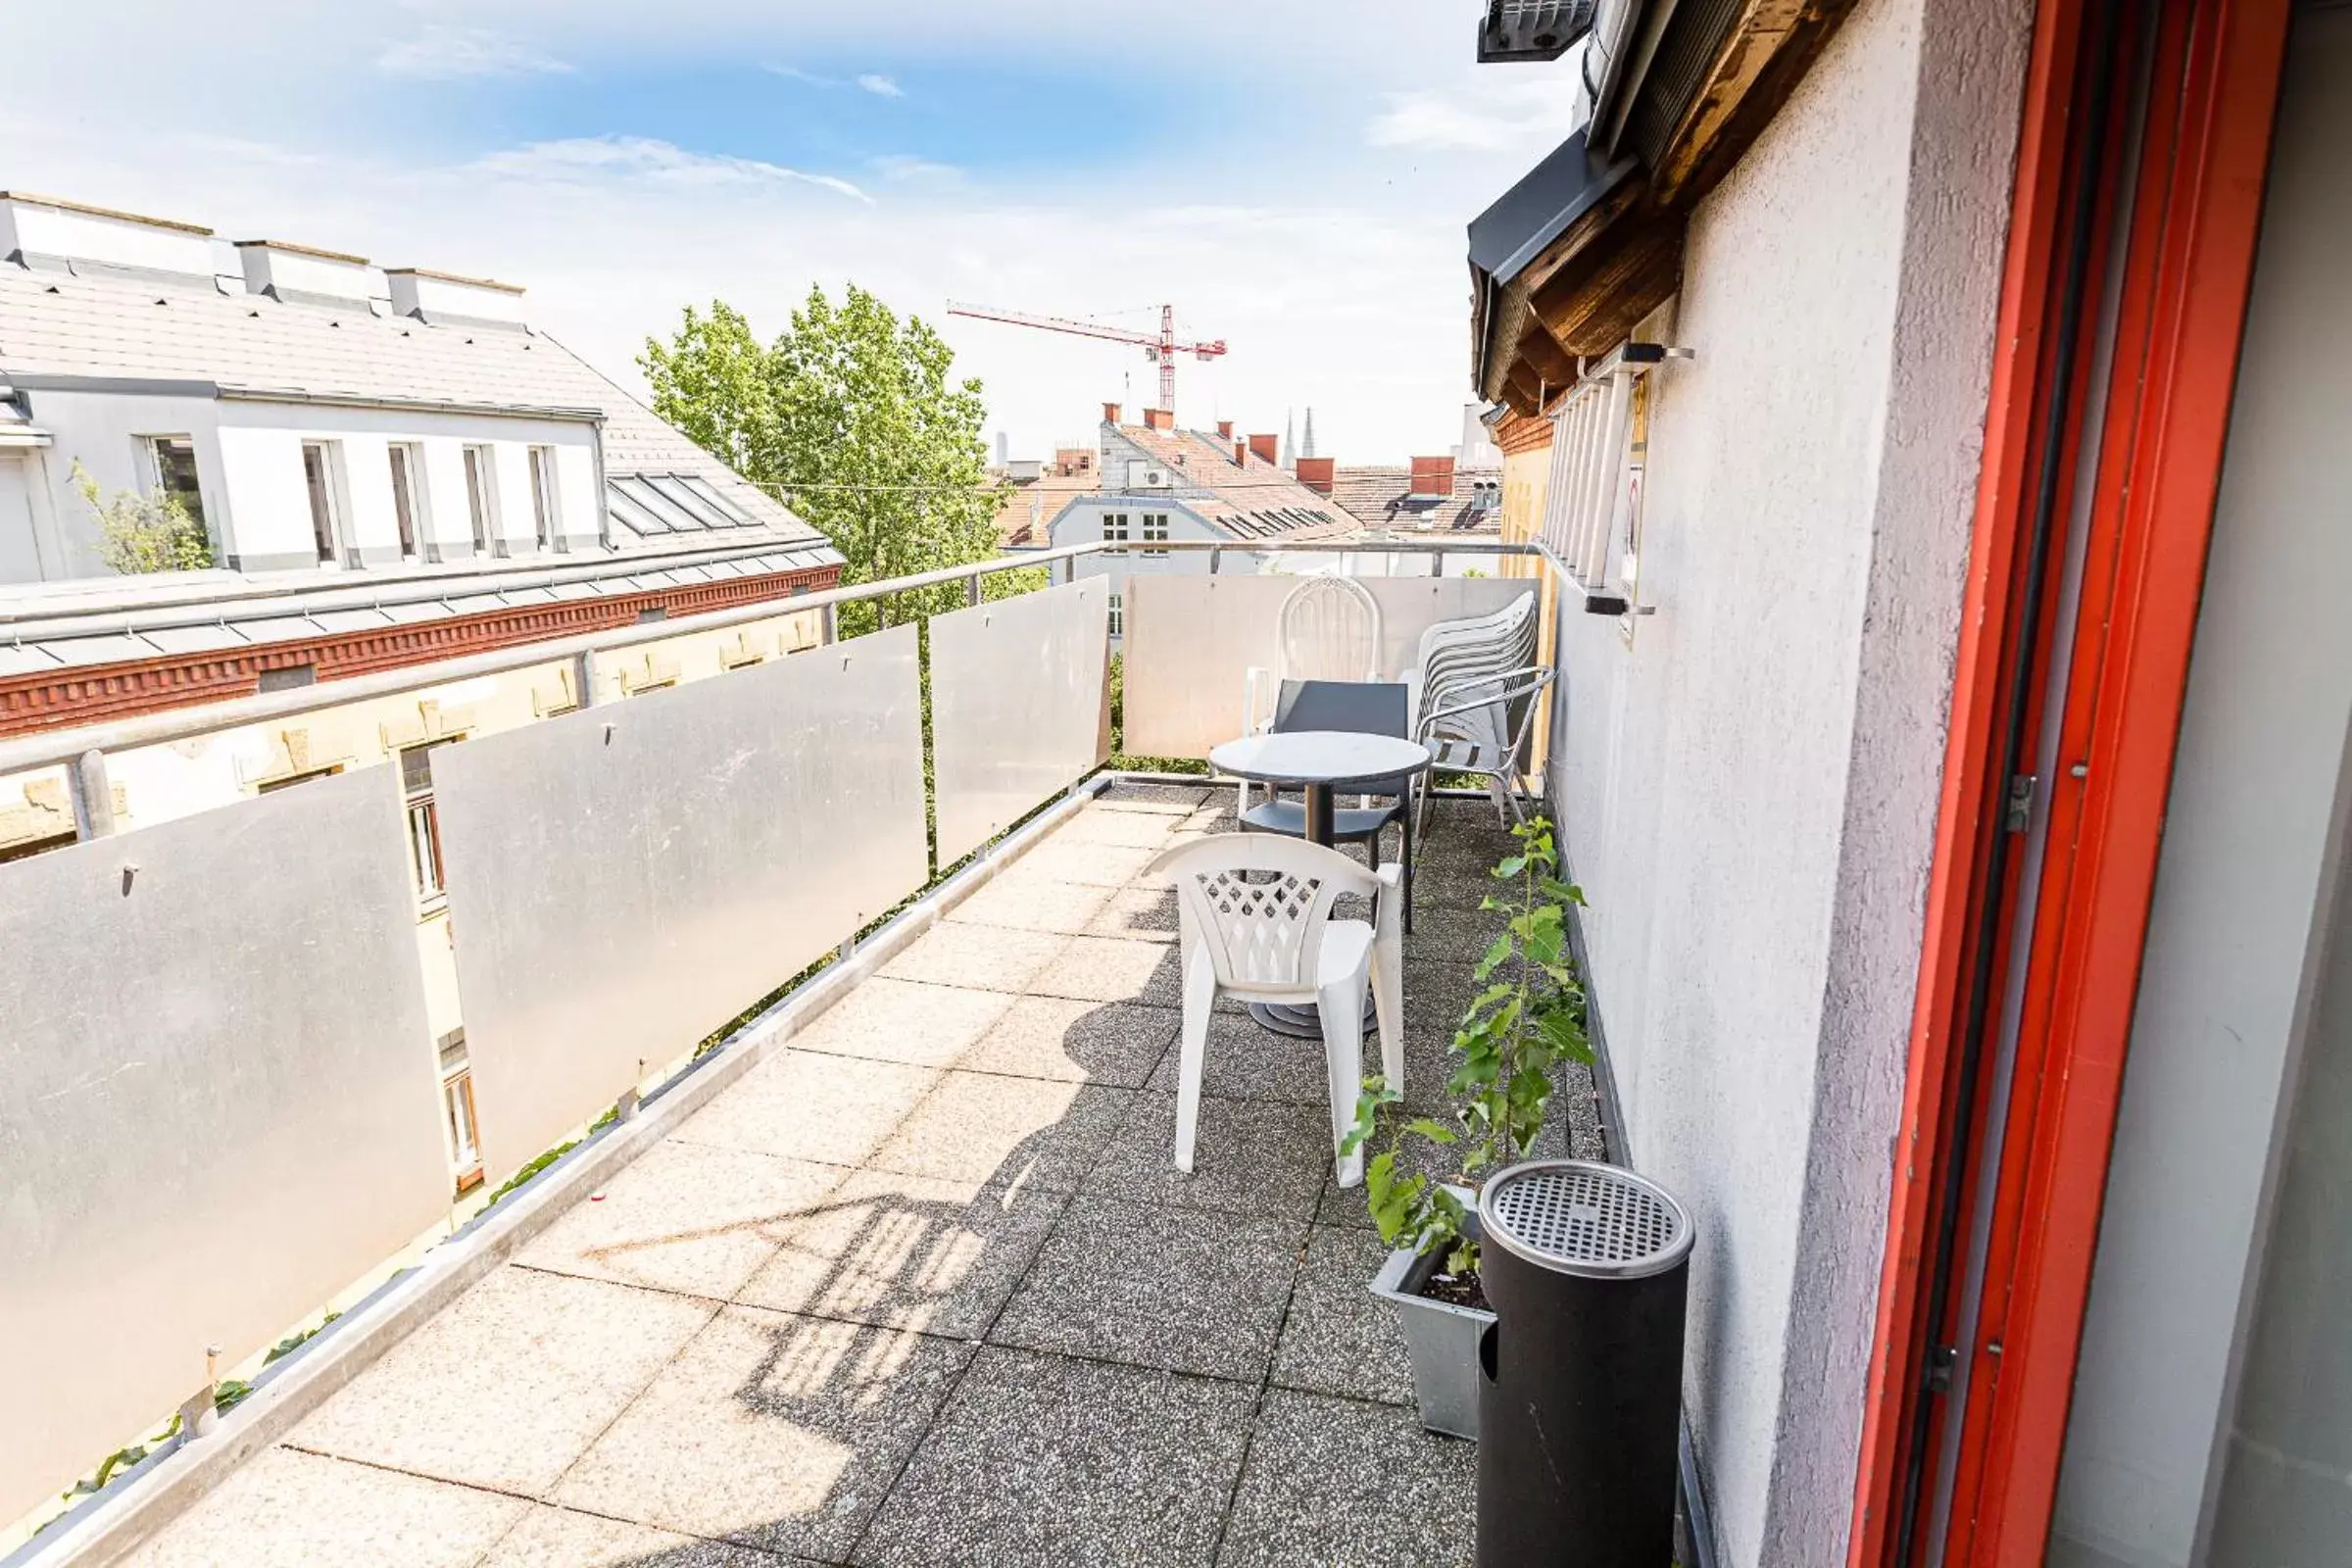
[1848,0,2293,1562]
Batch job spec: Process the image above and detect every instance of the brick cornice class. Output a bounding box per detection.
[0,564,841,741]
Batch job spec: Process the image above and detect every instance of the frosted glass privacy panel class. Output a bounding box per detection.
[0,768,447,1524]
[1122,575,1532,759]
[932,579,1112,864]
[434,623,928,1183]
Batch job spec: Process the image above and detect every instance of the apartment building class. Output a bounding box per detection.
[0,190,845,1193]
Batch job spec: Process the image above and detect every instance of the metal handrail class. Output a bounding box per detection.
[0,535,1550,828]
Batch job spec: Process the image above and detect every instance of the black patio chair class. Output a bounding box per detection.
[1236,677,1417,932]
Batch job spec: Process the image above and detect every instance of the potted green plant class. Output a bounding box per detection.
[1346,813,1592,1438]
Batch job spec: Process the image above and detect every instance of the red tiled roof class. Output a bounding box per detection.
[1325,465,1503,534]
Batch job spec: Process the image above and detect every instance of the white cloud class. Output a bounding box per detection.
[856,73,904,98]
[869,154,962,184]
[469,135,870,202]
[377,24,571,80]
[762,63,839,87]
[1365,75,1585,153]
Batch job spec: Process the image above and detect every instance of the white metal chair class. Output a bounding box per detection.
[1147,834,1403,1187]
[1238,575,1385,813]
[1405,596,1544,828]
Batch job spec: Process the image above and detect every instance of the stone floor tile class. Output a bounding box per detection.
[866,1071,1132,1190]
[1147,1008,1342,1104]
[518,1139,847,1300]
[553,1306,971,1561]
[1271,1226,1414,1405]
[789,977,1016,1069]
[1025,934,1183,1004]
[1057,808,1182,849]
[295,1266,714,1496]
[1132,833,1210,888]
[735,1169,1069,1340]
[1095,781,1211,812]
[1006,839,1158,887]
[878,923,1067,993]
[853,1347,1255,1568]
[956,996,1176,1087]
[944,876,1113,936]
[673,1051,937,1167]
[1090,1092,1335,1219]
[477,1505,797,1567]
[1087,884,1180,943]
[1214,1390,1477,1568]
[988,1196,1299,1381]
[118,1447,524,1568]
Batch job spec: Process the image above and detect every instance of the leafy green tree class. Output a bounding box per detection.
[642,284,1013,633]
[73,461,213,574]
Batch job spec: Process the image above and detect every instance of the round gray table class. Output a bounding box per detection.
[1208,729,1433,1037]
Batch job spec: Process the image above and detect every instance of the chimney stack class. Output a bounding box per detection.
[1143,407,1175,431]
[1247,433,1279,466]
[1102,402,1122,426]
[1295,457,1335,496]
[1234,440,1249,467]
[1215,419,1235,440]
[1408,455,1457,499]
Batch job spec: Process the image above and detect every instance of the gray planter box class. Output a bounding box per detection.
[1367,1189,1493,1440]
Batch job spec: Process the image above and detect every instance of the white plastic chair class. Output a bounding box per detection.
[1146,834,1403,1187]
[1238,575,1385,812]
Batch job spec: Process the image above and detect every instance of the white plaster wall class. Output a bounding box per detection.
[23,389,224,576]
[213,425,316,565]
[485,439,540,556]
[212,404,595,569]
[416,435,478,560]
[1539,0,2030,1560]
[0,454,42,582]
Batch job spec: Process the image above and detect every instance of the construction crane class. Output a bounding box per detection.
[945,300,1227,416]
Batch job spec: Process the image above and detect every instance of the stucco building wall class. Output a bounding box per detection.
[1538,0,2032,1560]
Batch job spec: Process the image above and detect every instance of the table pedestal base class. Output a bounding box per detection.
[1249,994,1380,1039]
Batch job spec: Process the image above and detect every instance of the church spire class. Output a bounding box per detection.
[1300,407,1317,461]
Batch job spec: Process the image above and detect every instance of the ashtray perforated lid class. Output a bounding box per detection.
[1479,1159,1693,1279]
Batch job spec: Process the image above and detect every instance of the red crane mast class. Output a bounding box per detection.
[945,300,1227,416]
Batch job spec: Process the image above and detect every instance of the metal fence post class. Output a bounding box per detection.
[820,603,840,646]
[1208,546,1222,576]
[69,749,116,839]
[570,650,601,710]
[966,572,983,609]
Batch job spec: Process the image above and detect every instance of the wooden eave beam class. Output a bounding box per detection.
[1649,0,1866,209]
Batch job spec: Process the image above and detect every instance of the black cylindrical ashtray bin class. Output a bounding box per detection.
[1475,1159,1694,1568]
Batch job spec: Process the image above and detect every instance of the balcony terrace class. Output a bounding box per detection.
[112,788,1597,1568]
[3,542,1603,1568]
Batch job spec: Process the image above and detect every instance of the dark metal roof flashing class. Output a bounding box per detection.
[1467,128,1640,288]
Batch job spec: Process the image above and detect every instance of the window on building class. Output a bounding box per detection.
[1107,591,1123,639]
[438,1029,482,1192]
[401,740,459,904]
[145,436,205,531]
[257,763,344,794]
[462,444,497,557]
[388,444,423,560]
[1141,513,1169,557]
[1102,513,1128,554]
[528,445,561,552]
[301,441,342,564]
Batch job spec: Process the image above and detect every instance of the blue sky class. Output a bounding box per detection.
[0,3,1585,459]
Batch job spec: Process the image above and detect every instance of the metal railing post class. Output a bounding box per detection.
[820,603,840,646]
[69,749,116,839]
[1208,546,1222,576]
[570,650,601,710]
[965,572,983,609]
